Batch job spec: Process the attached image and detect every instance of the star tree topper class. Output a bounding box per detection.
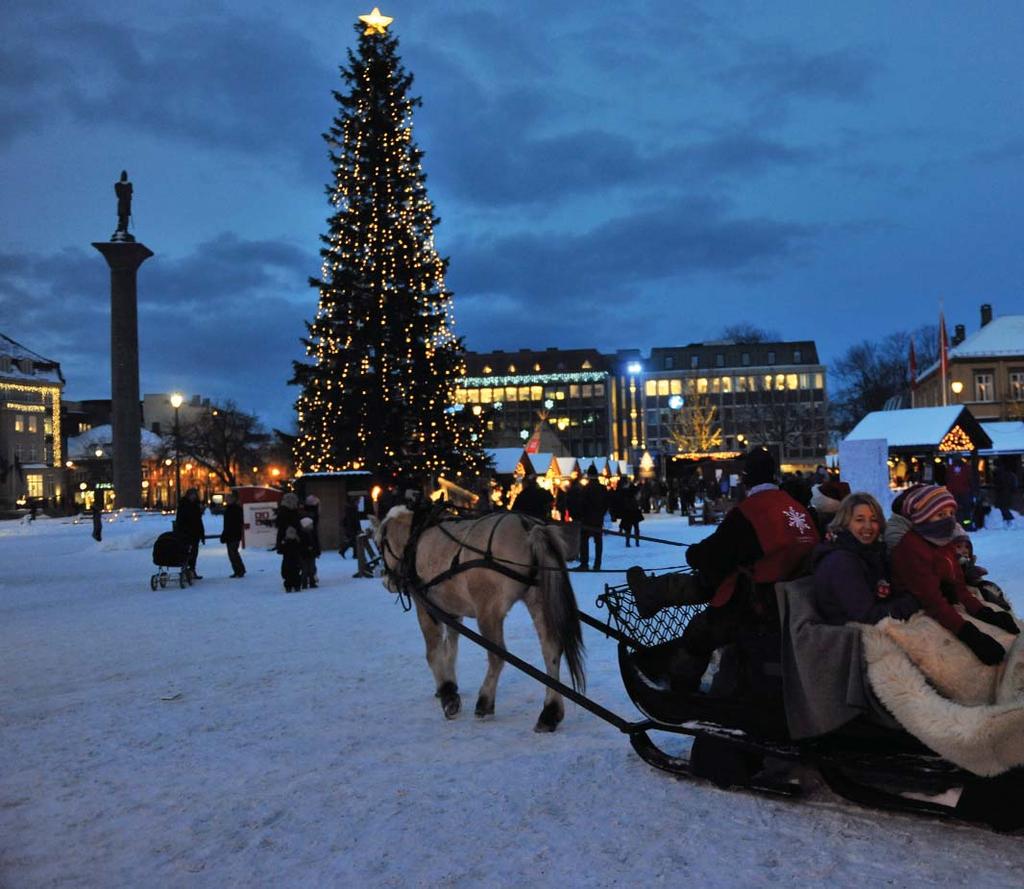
[359,7,393,35]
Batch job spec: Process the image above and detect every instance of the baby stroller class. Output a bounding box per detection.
[150,531,193,589]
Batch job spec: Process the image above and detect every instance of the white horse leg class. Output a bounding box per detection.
[415,602,461,718]
[525,593,565,732]
[474,607,507,718]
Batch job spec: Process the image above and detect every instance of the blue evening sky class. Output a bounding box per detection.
[2,1,1022,430]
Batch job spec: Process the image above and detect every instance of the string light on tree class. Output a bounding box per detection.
[291,9,486,480]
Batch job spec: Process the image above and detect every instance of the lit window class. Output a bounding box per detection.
[505,386,517,402]
[594,384,605,397]
[482,365,492,374]
[581,385,592,398]
[645,380,657,397]
[530,386,543,401]
[581,360,592,369]
[814,373,824,389]
[533,363,541,372]
[670,379,682,395]
[710,377,721,393]
[697,378,708,394]
[27,415,38,433]
[480,388,492,403]
[736,376,748,393]
[657,380,670,396]
[1010,371,1024,401]
[26,474,43,498]
[974,372,995,402]
[467,389,479,403]
[787,374,799,390]
[799,373,811,389]
[569,384,580,399]
[14,415,24,432]
[518,387,530,401]
[721,376,733,393]
[508,364,516,373]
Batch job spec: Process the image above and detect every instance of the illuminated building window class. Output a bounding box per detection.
[581,384,592,398]
[466,389,479,403]
[581,360,592,369]
[657,380,669,396]
[530,386,543,401]
[26,474,43,498]
[27,415,38,433]
[697,378,708,394]
[480,388,492,403]
[645,380,657,396]
[594,384,605,397]
[974,372,995,402]
[721,376,733,394]
[670,379,682,395]
[14,415,24,432]
[787,374,799,390]
[1010,371,1024,401]
[814,373,824,389]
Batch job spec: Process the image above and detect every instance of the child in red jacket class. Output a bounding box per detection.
[887,485,1018,665]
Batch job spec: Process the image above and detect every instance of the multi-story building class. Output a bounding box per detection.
[458,340,828,471]
[915,305,1024,421]
[616,340,828,470]
[0,334,65,508]
[457,349,615,458]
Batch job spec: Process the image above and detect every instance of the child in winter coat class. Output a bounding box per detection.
[887,485,1019,665]
[299,516,319,589]
[953,526,1013,611]
[278,526,303,593]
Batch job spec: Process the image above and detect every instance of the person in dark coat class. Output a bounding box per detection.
[614,478,643,546]
[340,496,361,558]
[91,497,103,542]
[573,465,609,571]
[993,461,1018,527]
[298,516,320,588]
[813,492,918,625]
[278,526,303,592]
[511,474,553,520]
[275,492,301,548]
[628,447,819,692]
[220,491,245,578]
[175,487,206,579]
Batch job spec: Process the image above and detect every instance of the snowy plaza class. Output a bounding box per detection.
[3,511,1024,888]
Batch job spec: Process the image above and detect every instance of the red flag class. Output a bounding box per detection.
[908,340,918,391]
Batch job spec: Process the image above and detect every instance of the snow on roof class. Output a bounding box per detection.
[67,425,164,459]
[953,315,1024,357]
[844,406,965,447]
[524,452,554,475]
[554,456,579,476]
[0,333,64,385]
[486,447,524,475]
[979,421,1024,455]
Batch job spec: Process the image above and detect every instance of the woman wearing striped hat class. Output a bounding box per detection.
[887,484,1019,665]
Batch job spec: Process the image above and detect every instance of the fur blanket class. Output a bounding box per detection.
[861,609,1024,777]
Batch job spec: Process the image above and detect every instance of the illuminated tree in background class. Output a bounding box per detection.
[292,9,486,479]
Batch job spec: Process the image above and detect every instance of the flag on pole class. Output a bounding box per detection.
[908,340,918,391]
[939,311,949,405]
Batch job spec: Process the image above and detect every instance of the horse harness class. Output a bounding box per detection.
[381,506,543,612]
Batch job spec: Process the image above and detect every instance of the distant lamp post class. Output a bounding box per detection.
[737,433,747,447]
[94,447,103,458]
[626,361,643,460]
[170,392,184,507]
[951,380,964,397]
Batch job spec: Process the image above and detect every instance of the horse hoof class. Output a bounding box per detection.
[442,695,461,719]
[474,696,495,718]
[534,701,563,732]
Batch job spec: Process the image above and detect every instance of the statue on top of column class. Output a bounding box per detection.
[113,171,135,242]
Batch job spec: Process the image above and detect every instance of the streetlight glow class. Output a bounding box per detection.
[627,362,642,375]
[170,393,184,409]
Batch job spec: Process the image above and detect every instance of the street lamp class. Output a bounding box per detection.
[950,380,964,397]
[170,392,184,508]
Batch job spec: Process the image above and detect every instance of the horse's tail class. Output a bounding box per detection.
[528,523,586,692]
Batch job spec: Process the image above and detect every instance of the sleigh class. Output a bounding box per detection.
[596,573,1024,833]
[384,506,1024,833]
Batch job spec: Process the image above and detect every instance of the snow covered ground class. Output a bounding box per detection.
[2,509,1024,888]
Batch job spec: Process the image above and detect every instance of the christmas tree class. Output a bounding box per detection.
[292,8,486,481]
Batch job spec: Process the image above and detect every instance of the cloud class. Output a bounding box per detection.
[720,42,880,111]
[0,235,317,428]
[0,8,332,161]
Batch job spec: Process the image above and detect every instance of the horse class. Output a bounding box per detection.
[377,506,585,732]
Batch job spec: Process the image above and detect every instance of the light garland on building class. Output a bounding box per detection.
[1,381,62,465]
[939,425,974,452]
[461,371,608,388]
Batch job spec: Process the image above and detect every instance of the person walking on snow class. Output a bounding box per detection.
[220,491,245,578]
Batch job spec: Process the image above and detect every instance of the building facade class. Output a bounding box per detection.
[459,340,829,471]
[637,340,829,468]
[0,334,64,508]
[457,349,615,458]
[915,306,1024,421]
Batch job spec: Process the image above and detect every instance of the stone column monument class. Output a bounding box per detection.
[92,171,153,508]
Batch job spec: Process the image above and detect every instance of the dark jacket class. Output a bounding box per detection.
[512,481,553,520]
[175,498,206,542]
[993,467,1017,510]
[813,531,919,625]
[220,502,243,544]
[576,481,609,528]
[613,484,643,524]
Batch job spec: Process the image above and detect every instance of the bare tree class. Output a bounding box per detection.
[177,401,269,488]
[735,376,822,460]
[719,323,780,343]
[670,392,723,454]
[831,325,938,433]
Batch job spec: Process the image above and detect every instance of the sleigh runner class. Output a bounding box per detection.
[379,505,1024,833]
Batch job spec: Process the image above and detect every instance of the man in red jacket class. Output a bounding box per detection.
[628,447,819,692]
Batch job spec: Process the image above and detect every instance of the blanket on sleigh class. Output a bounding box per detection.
[778,578,1024,777]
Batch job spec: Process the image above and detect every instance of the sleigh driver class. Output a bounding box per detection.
[627,446,819,693]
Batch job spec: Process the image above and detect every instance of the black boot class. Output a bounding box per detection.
[627,568,706,619]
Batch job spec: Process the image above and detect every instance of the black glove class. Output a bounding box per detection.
[956,622,1006,665]
[975,607,1020,636]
